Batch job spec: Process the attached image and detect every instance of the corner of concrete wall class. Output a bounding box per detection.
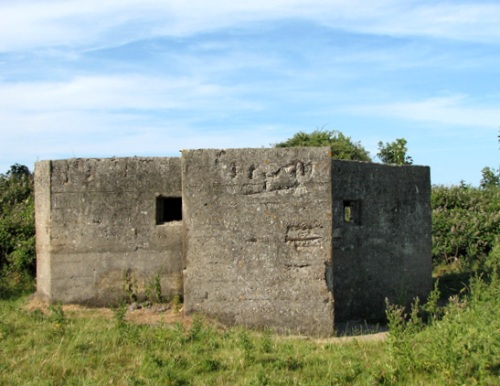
[35,160,53,301]
[182,147,334,336]
[332,160,432,322]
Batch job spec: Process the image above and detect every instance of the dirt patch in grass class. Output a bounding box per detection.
[23,295,387,343]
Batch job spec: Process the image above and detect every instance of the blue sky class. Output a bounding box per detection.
[1,0,499,185]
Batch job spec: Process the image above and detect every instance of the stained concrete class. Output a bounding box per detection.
[35,148,432,336]
[35,157,183,306]
[182,148,334,336]
[331,160,432,322]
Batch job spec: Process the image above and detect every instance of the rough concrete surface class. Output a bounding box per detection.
[332,160,432,322]
[182,148,334,336]
[35,157,183,306]
[35,148,432,336]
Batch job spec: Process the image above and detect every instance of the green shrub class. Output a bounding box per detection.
[0,165,35,276]
[432,184,500,266]
[384,243,500,384]
[275,129,372,161]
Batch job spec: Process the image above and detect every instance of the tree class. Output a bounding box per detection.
[275,129,371,161]
[480,167,500,189]
[377,138,413,165]
[6,164,31,178]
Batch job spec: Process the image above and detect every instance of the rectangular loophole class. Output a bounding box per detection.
[156,196,182,224]
[343,200,361,225]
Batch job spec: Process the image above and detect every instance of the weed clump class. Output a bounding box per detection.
[384,245,500,385]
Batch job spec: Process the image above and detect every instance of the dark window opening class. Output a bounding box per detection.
[156,196,182,224]
[343,200,361,225]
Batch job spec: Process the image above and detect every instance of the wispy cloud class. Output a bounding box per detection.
[0,75,240,112]
[0,0,499,185]
[338,2,500,43]
[2,0,500,53]
[349,95,500,129]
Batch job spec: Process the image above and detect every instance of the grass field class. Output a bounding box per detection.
[1,286,389,385]
[1,243,499,385]
[1,252,500,386]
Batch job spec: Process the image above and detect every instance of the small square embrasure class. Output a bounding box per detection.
[343,200,361,225]
[156,196,182,224]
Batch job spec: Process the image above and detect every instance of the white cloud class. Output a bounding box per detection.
[1,0,500,53]
[0,75,250,114]
[0,104,284,174]
[1,0,498,186]
[0,72,272,169]
[348,95,500,129]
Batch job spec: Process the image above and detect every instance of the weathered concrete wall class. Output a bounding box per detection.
[182,148,334,336]
[35,157,183,305]
[35,161,52,299]
[35,149,433,335]
[331,160,432,322]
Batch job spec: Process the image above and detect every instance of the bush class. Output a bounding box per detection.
[274,129,372,161]
[377,138,413,165]
[384,243,500,384]
[0,164,35,276]
[432,184,500,266]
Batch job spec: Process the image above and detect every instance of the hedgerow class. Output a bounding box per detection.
[0,164,35,276]
[431,184,500,266]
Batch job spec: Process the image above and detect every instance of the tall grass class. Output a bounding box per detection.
[2,246,499,386]
[383,243,500,385]
[0,291,387,385]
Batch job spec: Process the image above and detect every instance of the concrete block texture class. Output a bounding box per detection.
[331,160,432,322]
[35,149,433,336]
[182,148,334,336]
[35,157,184,305]
[35,161,52,300]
